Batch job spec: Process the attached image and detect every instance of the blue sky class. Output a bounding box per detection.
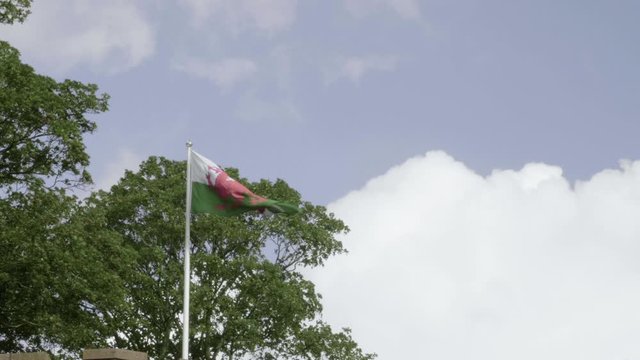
[3,1,640,359]
[2,0,639,203]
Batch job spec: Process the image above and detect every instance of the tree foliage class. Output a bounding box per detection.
[1,156,376,359]
[0,188,133,356]
[1,1,117,355]
[0,41,109,190]
[0,0,31,24]
[0,2,373,358]
[84,157,375,360]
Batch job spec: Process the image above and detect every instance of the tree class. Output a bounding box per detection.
[0,1,371,357]
[0,187,133,357]
[0,40,109,191]
[1,1,116,356]
[0,0,31,24]
[84,157,375,360]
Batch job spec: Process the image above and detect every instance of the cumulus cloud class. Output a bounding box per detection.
[173,56,258,90]
[180,0,297,34]
[306,151,640,360]
[325,55,398,84]
[344,0,421,19]
[0,0,155,75]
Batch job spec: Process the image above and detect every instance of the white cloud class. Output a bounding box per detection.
[229,46,299,123]
[180,0,297,34]
[234,92,300,123]
[326,55,398,84]
[344,0,421,19]
[269,45,294,92]
[0,0,155,75]
[95,148,144,191]
[173,56,258,90]
[306,151,640,359]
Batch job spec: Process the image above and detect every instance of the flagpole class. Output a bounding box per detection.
[182,140,193,360]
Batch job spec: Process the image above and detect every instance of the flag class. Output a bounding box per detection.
[190,151,299,216]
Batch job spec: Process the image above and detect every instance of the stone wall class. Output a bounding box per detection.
[83,349,147,360]
[0,352,51,360]
[0,349,147,360]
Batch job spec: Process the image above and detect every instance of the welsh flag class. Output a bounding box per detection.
[190,151,299,216]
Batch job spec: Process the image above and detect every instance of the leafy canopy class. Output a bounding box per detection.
[0,2,374,359]
[0,41,109,190]
[0,187,133,356]
[84,157,376,360]
[1,1,116,356]
[0,0,31,24]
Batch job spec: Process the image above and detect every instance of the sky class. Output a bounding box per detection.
[2,0,640,358]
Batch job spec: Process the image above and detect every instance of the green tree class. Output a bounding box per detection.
[0,41,109,190]
[0,0,31,24]
[1,1,115,356]
[0,187,134,357]
[85,157,375,360]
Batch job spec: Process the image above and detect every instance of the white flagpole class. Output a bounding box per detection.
[182,140,193,360]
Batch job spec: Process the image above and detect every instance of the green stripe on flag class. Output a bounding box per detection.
[191,182,299,216]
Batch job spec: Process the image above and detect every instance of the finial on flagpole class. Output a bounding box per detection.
[186,140,192,148]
